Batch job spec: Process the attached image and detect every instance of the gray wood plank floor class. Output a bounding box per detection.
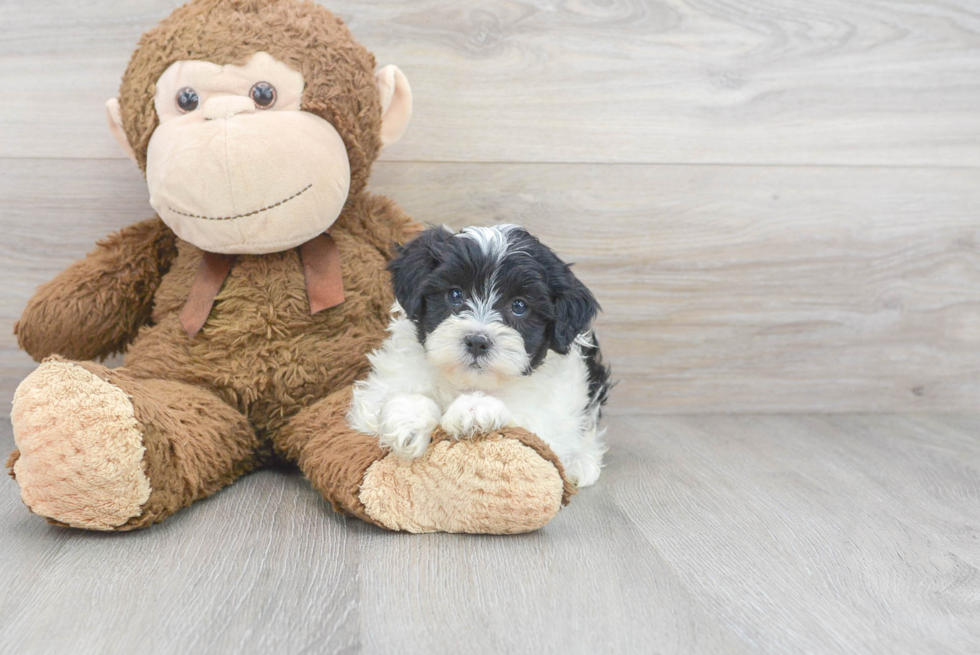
[1,414,978,654]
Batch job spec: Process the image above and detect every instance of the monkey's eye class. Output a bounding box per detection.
[511,299,528,316]
[175,87,200,113]
[448,288,464,306]
[250,82,277,109]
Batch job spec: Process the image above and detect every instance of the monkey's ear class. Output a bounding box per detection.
[105,98,137,164]
[375,65,412,148]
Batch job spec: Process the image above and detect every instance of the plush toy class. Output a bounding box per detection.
[7,0,574,534]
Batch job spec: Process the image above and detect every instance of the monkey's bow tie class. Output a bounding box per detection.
[179,232,344,338]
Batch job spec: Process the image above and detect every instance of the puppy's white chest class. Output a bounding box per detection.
[491,349,592,448]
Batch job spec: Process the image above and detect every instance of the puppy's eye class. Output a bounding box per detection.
[448,288,464,306]
[511,299,528,316]
[176,87,200,113]
[250,82,277,109]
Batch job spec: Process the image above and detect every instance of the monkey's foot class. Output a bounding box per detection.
[10,359,150,530]
[359,428,574,534]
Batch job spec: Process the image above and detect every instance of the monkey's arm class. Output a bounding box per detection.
[344,192,424,260]
[15,218,178,362]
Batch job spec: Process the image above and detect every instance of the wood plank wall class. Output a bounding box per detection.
[1,0,978,412]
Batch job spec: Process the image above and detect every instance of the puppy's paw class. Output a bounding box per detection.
[440,392,512,438]
[562,434,607,488]
[379,394,441,459]
[563,456,602,488]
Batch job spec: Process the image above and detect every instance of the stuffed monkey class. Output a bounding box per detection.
[8,0,573,533]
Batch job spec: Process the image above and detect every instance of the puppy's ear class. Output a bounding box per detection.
[388,227,452,320]
[549,265,600,354]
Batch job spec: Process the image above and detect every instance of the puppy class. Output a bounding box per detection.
[348,225,611,487]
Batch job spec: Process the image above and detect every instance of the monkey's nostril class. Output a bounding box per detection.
[463,334,492,357]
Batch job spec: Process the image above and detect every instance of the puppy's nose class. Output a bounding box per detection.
[203,95,256,120]
[464,334,492,357]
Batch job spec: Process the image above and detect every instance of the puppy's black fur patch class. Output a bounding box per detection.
[389,225,612,409]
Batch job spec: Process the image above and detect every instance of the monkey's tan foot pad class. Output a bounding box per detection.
[10,359,150,530]
[358,429,575,534]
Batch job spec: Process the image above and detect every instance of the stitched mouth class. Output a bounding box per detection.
[167,183,313,221]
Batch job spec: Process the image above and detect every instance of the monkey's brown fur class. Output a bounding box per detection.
[119,0,382,196]
[9,0,571,532]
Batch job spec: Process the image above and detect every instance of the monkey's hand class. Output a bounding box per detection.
[15,217,177,362]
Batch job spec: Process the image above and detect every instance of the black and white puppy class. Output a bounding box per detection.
[348,225,611,487]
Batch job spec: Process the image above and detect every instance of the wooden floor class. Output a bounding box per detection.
[2,1,980,653]
[1,413,978,654]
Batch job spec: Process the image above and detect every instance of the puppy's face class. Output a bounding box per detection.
[389,225,599,390]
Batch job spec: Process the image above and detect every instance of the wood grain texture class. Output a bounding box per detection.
[2,158,977,412]
[1,0,979,165]
[1,413,977,654]
[607,413,980,653]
